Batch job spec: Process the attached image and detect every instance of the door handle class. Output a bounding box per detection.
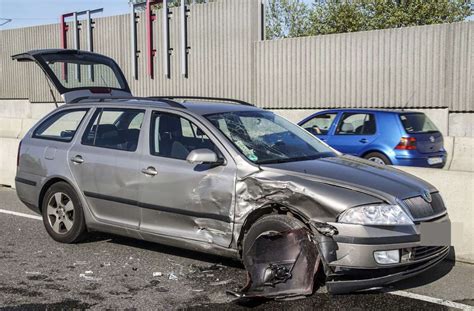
[71,155,84,164]
[141,166,158,176]
[359,139,368,143]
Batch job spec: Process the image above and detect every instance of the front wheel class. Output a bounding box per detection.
[363,152,391,165]
[42,182,87,243]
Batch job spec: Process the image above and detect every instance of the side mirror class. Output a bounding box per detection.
[186,149,224,165]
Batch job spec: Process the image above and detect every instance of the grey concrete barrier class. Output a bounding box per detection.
[449,137,474,172]
[0,137,20,187]
[397,166,474,264]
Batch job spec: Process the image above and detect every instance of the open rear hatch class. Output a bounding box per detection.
[12,49,132,104]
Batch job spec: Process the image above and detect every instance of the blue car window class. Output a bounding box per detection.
[336,113,376,135]
[300,113,337,135]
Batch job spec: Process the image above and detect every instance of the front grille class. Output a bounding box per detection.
[412,246,446,260]
[402,192,446,220]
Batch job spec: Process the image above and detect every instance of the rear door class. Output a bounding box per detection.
[68,107,146,228]
[12,49,132,103]
[329,112,378,155]
[299,112,338,143]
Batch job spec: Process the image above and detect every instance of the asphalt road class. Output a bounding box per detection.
[0,187,473,310]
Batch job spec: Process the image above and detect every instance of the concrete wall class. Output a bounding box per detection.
[449,113,474,137]
[398,167,474,264]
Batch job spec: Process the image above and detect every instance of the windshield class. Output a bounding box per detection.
[206,111,336,164]
[400,113,439,134]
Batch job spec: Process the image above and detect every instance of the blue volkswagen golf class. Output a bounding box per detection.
[298,109,447,168]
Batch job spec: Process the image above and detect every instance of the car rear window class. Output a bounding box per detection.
[400,113,439,134]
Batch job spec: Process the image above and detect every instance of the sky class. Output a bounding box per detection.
[0,0,471,30]
[0,0,131,29]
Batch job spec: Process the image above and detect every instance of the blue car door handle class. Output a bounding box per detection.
[359,138,368,143]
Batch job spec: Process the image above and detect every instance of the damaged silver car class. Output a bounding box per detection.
[14,50,450,298]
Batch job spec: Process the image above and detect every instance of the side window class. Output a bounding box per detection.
[33,109,88,142]
[82,108,145,152]
[150,112,219,160]
[300,113,337,135]
[336,113,376,135]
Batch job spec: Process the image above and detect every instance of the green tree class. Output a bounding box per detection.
[265,0,471,38]
[265,0,312,39]
[309,0,472,36]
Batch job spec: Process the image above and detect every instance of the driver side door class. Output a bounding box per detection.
[137,110,236,247]
[299,112,338,143]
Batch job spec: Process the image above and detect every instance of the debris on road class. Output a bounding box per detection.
[168,272,178,281]
[153,272,163,277]
[210,279,232,286]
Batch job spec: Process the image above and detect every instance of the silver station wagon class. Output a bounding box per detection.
[13,50,450,298]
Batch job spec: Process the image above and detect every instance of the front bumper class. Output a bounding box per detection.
[320,216,450,294]
[326,246,449,294]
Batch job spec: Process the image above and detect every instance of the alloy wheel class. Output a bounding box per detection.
[46,192,74,234]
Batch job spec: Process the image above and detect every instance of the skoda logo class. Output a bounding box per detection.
[429,136,435,143]
[422,190,432,203]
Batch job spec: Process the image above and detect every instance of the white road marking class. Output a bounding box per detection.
[389,290,474,310]
[0,208,42,221]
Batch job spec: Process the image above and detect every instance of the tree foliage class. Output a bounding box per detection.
[265,0,472,39]
[265,0,312,39]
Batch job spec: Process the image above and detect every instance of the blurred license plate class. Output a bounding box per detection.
[428,157,443,165]
[420,221,450,246]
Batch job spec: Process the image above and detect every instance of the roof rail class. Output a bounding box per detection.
[150,96,255,107]
[69,96,186,109]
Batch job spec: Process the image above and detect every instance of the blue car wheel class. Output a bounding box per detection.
[363,152,391,165]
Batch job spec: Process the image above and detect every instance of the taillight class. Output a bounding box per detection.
[395,137,416,150]
[17,140,22,166]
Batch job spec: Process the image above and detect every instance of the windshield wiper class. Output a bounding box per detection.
[256,153,334,165]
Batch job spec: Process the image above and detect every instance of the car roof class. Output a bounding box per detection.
[317,108,419,114]
[63,98,263,116]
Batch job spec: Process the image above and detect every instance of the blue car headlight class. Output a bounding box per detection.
[338,204,413,226]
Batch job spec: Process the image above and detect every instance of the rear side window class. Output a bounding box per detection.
[33,109,88,142]
[336,113,376,135]
[300,113,337,135]
[82,108,145,152]
[400,113,439,134]
[150,112,220,160]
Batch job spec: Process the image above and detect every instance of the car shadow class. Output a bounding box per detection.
[80,232,245,269]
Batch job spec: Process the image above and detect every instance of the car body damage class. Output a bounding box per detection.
[234,228,320,299]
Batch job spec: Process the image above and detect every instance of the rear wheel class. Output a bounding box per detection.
[364,152,391,165]
[42,182,87,243]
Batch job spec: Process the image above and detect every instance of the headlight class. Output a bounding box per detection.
[338,204,413,225]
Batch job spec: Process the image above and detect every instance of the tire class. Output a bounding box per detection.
[242,214,305,261]
[363,152,391,165]
[41,182,87,243]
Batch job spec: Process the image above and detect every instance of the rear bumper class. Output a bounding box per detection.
[326,246,449,294]
[391,150,447,168]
